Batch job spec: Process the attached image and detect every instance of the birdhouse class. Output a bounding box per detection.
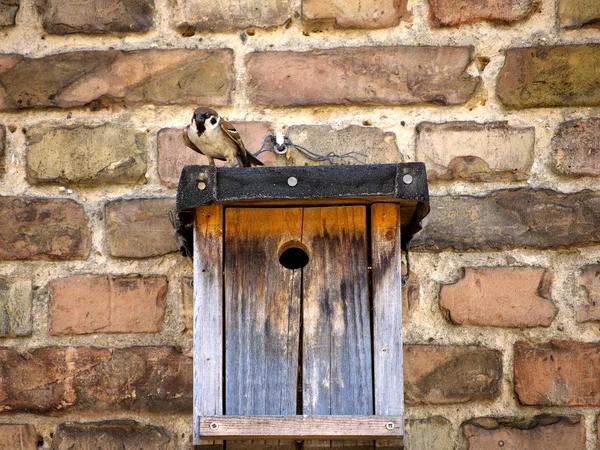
[175,163,430,449]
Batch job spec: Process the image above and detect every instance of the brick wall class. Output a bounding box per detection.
[1,0,599,448]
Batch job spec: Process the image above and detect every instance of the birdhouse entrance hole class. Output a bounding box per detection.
[278,241,310,270]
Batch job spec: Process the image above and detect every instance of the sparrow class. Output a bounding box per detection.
[183,107,264,167]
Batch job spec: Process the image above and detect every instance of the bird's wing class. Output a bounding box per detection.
[220,120,247,151]
[182,126,204,155]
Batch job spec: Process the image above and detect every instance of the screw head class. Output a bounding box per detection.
[402,174,413,185]
[209,422,219,430]
[197,181,207,191]
[287,176,298,187]
[385,422,395,430]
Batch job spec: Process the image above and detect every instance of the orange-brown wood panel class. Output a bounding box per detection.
[302,206,374,450]
[224,208,303,450]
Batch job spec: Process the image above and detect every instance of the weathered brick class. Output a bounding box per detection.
[158,121,274,188]
[36,0,154,34]
[497,45,600,108]
[413,189,600,251]
[416,122,535,182]
[0,49,233,110]
[0,277,32,337]
[428,0,535,27]
[576,265,600,322]
[27,124,147,185]
[0,197,91,260]
[559,0,600,28]
[0,424,37,450]
[405,417,453,450]
[285,125,401,165]
[514,340,600,406]
[247,47,480,107]
[463,416,585,450]
[440,267,556,327]
[303,0,410,29]
[172,0,291,32]
[0,0,19,27]
[552,118,600,177]
[54,421,174,450]
[0,346,192,412]
[0,124,5,177]
[106,198,176,258]
[49,275,167,335]
[404,345,502,405]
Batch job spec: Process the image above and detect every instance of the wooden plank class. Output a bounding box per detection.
[302,206,374,450]
[371,204,404,449]
[224,208,303,450]
[199,416,403,439]
[193,204,224,448]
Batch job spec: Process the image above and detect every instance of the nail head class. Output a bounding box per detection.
[288,176,298,187]
[402,174,413,185]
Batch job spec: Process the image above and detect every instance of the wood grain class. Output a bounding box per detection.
[302,206,374,450]
[199,415,403,439]
[224,208,303,449]
[371,204,404,449]
[193,204,224,448]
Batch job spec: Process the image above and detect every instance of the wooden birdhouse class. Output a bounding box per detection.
[175,163,430,449]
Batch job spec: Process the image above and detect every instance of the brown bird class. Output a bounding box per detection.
[183,107,264,167]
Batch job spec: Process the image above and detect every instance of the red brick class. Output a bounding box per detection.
[463,416,585,450]
[559,0,600,28]
[416,122,535,182]
[105,198,176,258]
[429,0,535,27]
[36,0,154,34]
[0,197,90,260]
[440,267,556,327]
[0,0,19,27]
[404,345,502,405]
[0,424,37,450]
[552,118,600,177]
[514,340,600,406]
[158,121,274,188]
[413,189,600,251]
[303,0,410,29]
[54,421,174,450]
[172,0,291,32]
[49,275,167,335]
[497,45,600,108]
[0,49,233,110]
[577,265,600,322]
[0,346,192,412]
[247,47,480,107]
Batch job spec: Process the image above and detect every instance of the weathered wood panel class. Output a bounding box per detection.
[194,204,224,448]
[224,208,303,450]
[199,416,403,439]
[302,206,374,450]
[371,204,404,449]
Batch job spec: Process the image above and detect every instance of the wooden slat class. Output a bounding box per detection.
[302,206,374,450]
[224,208,303,450]
[371,204,404,449]
[199,416,403,439]
[193,204,224,448]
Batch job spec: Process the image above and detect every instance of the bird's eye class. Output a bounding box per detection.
[210,117,217,125]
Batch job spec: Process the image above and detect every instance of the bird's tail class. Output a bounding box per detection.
[238,148,264,167]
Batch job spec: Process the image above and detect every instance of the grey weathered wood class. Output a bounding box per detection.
[193,204,224,448]
[199,416,403,439]
[371,203,404,449]
[224,208,302,450]
[302,206,374,450]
